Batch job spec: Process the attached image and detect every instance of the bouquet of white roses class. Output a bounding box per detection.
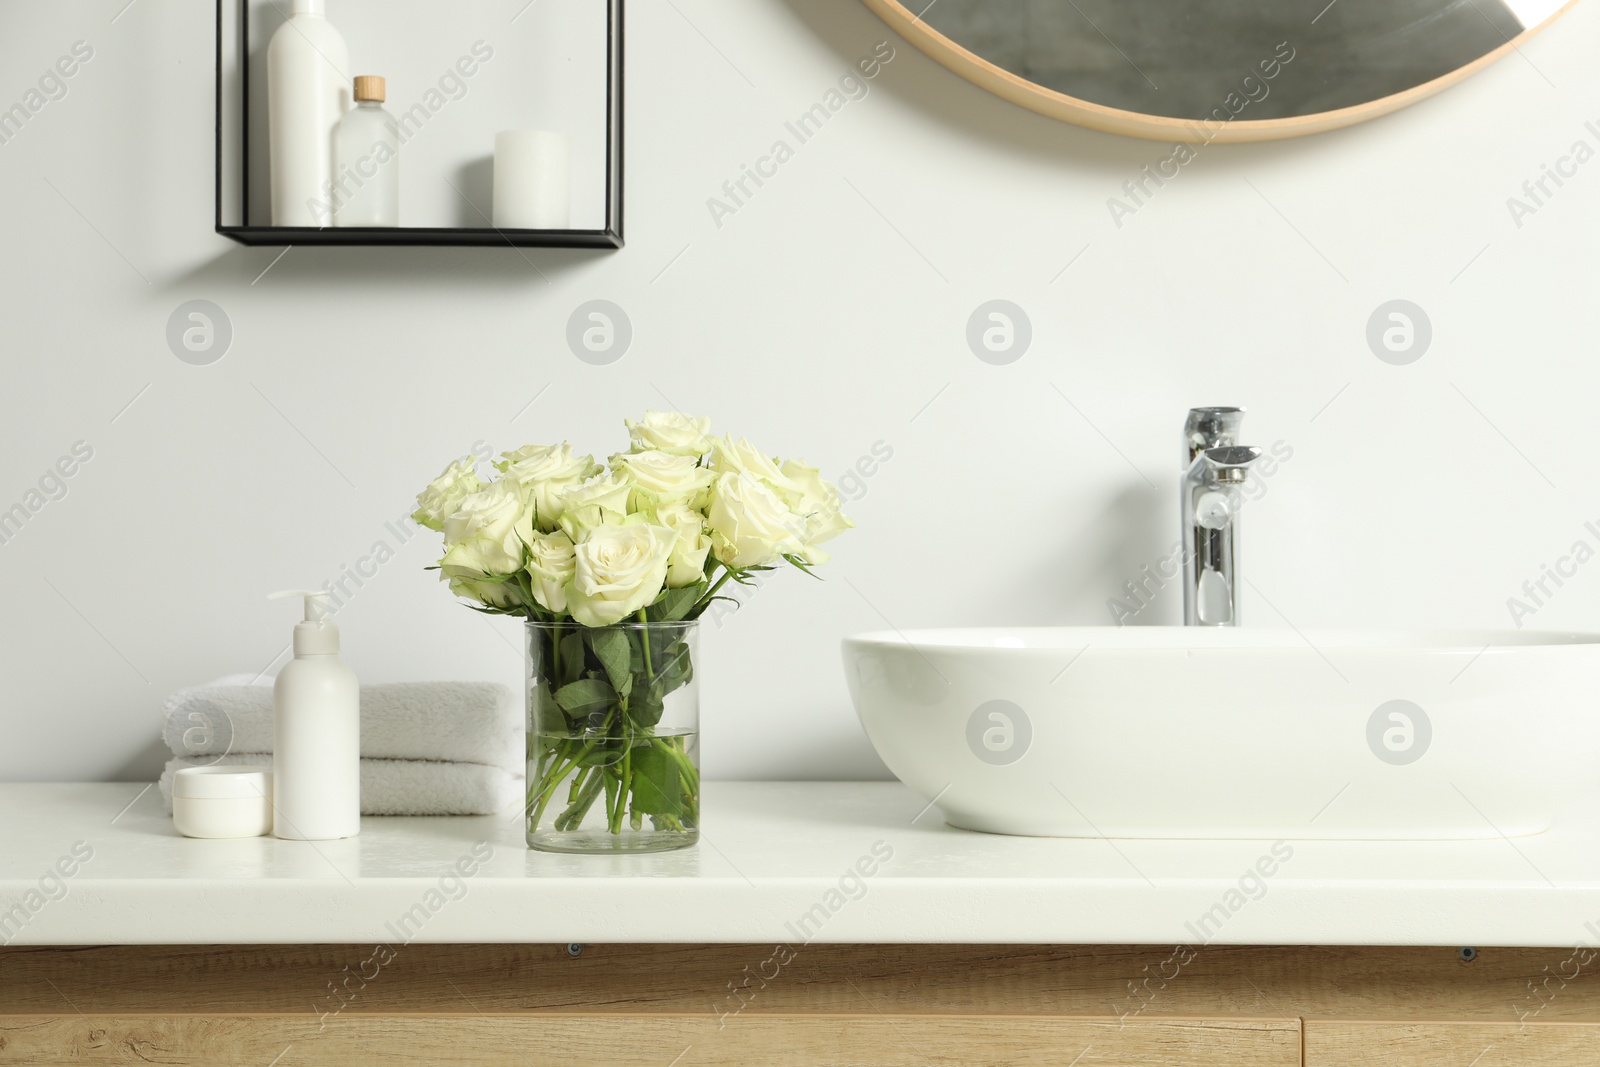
[412,411,851,849]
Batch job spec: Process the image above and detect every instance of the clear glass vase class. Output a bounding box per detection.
[524,619,700,853]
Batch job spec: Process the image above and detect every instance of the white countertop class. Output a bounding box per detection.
[3,782,1599,947]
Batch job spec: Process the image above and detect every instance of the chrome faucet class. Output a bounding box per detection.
[1181,408,1261,626]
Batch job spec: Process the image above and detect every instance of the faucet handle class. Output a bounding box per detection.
[1184,406,1245,466]
[1197,445,1262,484]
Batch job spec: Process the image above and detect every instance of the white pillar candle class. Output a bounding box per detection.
[493,130,571,229]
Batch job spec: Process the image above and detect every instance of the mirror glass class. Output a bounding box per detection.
[913,0,1564,122]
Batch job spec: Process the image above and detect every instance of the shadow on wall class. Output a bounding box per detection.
[110,737,172,783]
[452,156,495,228]
[1055,482,1171,625]
[164,241,611,298]
[921,480,1169,629]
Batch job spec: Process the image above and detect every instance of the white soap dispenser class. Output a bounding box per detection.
[269,589,359,840]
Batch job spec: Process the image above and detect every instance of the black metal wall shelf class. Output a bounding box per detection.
[215,225,623,249]
[214,0,623,249]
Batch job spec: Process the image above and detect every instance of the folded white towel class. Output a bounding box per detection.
[163,681,522,775]
[159,754,522,817]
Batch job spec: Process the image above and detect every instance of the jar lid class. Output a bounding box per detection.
[173,766,272,800]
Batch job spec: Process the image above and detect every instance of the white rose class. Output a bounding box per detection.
[438,480,534,609]
[654,502,713,588]
[710,435,801,505]
[412,459,482,532]
[706,471,805,569]
[625,411,713,456]
[569,524,678,627]
[555,474,634,541]
[610,450,715,510]
[496,443,601,531]
[780,459,853,563]
[525,530,576,613]
[496,442,599,481]
[441,480,531,575]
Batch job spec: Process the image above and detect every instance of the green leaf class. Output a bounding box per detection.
[629,684,666,730]
[648,583,704,623]
[782,553,822,578]
[588,628,633,698]
[727,565,775,586]
[628,745,682,816]
[535,731,572,762]
[655,616,694,659]
[558,631,586,686]
[577,741,626,768]
[652,641,694,697]
[531,680,565,731]
[554,678,616,724]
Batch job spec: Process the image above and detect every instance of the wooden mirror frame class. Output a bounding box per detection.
[860,0,1575,143]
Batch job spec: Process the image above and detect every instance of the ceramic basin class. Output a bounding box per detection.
[842,627,1600,840]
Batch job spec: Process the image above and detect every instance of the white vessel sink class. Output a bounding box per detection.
[843,627,1600,840]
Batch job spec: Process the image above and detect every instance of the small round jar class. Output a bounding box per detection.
[172,766,273,839]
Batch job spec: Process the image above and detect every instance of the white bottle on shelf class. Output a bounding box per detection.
[333,76,399,227]
[269,590,360,841]
[267,0,350,227]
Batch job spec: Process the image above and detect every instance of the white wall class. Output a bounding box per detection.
[1,0,1596,783]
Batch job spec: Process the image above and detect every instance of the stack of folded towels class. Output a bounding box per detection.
[157,678,522,816]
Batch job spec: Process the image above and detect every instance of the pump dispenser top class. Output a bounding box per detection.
[269,589,339,655]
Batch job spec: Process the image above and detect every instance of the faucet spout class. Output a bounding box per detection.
[1181,409,1260,627]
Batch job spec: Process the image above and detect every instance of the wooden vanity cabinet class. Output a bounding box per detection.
[3,944,1597,1065]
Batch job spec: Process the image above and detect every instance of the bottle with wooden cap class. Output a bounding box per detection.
[332,75,399,227]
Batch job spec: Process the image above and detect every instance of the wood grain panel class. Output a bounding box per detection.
[1305,1020,1600,1066]
[0,1014,1300,1067]
[1,944,1594,1024]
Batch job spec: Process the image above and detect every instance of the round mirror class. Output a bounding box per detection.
[862,0,1571,141]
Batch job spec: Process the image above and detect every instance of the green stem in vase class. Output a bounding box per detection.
[529,742,580,824]
[529,718,609,829]
[526,738,572,826]
[611,745,632,835]
[602,762,619,830]
[526,626,573,829]
[637,606,654,679]
[555,766,604,831]
[653,736,700,792]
